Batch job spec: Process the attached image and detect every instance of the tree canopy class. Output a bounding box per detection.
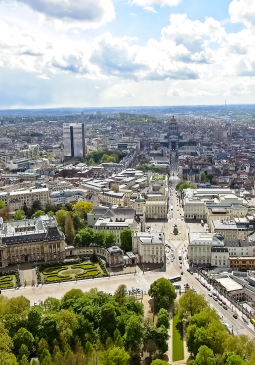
[148,278,176,310]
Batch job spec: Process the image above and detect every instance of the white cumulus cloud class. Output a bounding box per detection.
[0,0,115,29]
[131,0,181,7]
[229,0,255,27]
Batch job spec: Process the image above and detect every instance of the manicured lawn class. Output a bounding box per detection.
[60,268,83,276]
[172,314,184,362]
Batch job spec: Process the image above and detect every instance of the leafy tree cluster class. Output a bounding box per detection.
[200,172,214,183]
[86,149,124,166]
[74,227,116,248]
[136,164,164,173]
[176,291,255,365]
[0,284,170,364]
[176,181,196,192]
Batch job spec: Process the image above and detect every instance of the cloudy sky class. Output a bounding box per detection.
[0,0,254,108]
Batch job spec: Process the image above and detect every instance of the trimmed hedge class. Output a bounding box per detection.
[45,275,72,282]
[0,275,13,282]
[0,275,15,289]
[42,266,68,275]
[77,270,99,278]
[71,263,96,269]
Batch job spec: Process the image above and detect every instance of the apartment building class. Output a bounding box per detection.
[132,231,165,264]
[188,232,225,266]
[211,219,253,240]
[98,190,126,207]
[0,188,50,212]
[211,247,229,267]
[229,257,255,271]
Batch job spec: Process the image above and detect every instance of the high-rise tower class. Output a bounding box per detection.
[169,116,179,169]
[63,123,86,159]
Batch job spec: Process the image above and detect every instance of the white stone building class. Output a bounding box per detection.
[132,231,165,264]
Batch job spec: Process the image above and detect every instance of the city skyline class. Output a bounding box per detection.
[0,0,255,108]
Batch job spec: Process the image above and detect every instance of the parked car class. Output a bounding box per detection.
[223,305,228,310]
[233,313,238,319]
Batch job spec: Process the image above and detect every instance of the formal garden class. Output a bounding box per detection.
[0,271,18,289]
[39,260,108,283]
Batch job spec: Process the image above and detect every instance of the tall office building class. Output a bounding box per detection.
[63,123,86,158]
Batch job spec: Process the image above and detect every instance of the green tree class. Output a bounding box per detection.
[8,296,30,315]
[13,210,26,220]
[27,306,43,338]
[44,297,61,312]
[178,291,208,320]
[150,166,164,173]
[18,344,30,360]
[151,360,171,365]
[106,347,130,365]
[73,201,93,217]
[19,355,29,365]
[195,345,215,365]
[176,181,196,193]
[120,228,132,252]
[100,303,117,337]
[65,213,75,245]
[74,227,94,247]
[149,278,176,310]
[200,172,206,182]
[247,351,255,365]
[224,335,255,360]
[2,314,26,338]
[61,289,84,309]
[65,203,73,211]
[57,310,77,350]
[207,173,214,183]
[36,338,49,358]
[0,200,5,209]
[85,341,94,357]
[55,209,68,230]
[38,313,58,344]
[13,328,34,355]
[72,211,83,231]
[156,312,170,329]
[124,315,143,353]
[32,210,45,218]
[144,325,169,356]
[114,284,127,305]
[224,354,244,365]
[40,349,52,365]
[104,232,116,248]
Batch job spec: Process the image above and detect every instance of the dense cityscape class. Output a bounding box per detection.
[0,105,255,364]
[2,0,255,363]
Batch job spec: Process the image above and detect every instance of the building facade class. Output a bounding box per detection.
[0,215,66,267]
[0,188,50,212]
[63,123,86,159]
[132,231,165,264]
